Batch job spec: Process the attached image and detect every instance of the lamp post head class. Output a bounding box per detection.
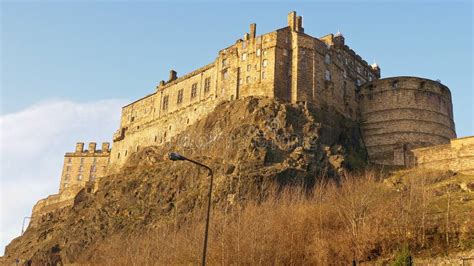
[169,152,186,161]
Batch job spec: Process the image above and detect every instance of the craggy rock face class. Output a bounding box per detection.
[3,97,367,265]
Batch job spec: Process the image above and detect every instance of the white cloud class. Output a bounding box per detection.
[0,99,127,256]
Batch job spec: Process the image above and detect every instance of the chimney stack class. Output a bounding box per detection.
[250,23,256,39]
[102,142,110,152]
[287,11,303,32]
[169,70,177,82]
[88,142,97,153]
[75,142,84,153]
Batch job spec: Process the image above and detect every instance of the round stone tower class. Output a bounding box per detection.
[358,76,456,166]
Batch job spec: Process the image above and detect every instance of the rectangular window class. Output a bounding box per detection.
[262,59,268,67]
[91,166,96,172]
[242,53,247,61]
[65,174,70,180]
[256,49,261,57]
[204,78,211,93]
[79,166,84,172]
[191,83,197,98]
[66,166,70,172]
[246,76,251,83]
[80,158,84,164]
[247,64,251,71]
[162,95,169,110]
[263,50,267,56]
[67,158,72,163]
[222,69,229,80]
[177,89,183,104]
[77,174,83,181]
[239,78,243,85]
[283,49,288,56]
[325,54,331,64]
[325,70,331,81]
[222,58,228,67]
[262,72,266,79]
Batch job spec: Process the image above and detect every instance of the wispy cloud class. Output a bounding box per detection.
[0,99,127,255]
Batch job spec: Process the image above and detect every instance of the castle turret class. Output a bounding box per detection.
[75,142,84,153]
[101,142,110,152]
[88,142,96,153]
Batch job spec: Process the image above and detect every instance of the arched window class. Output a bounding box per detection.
[325,54,331,64]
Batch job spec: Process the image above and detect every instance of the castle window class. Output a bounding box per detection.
[154,136,157,142]
[242,53,247,61]
[356,79,361,86]
[285,37,289,43]
[368,75,373,82]
[125,150,128,156]
[325,54,331,64]
[130,116,135,122]
[79,166,84,172]
[262,59,268,68]
[343,69,347,78]
[262,72,266,79]
[91,166,96,173]
[93,157,97,164]
[204,77,211,93]
[191,83,197,98]
[242,41,247,49]
[357,66,361,74]
[77,174,83,181]
[136,146,140,152]
[301,50,306,55]
[256,49,261,57]
[162,95,169,110]
[66,166,71,172]
[283,49,288,56]
[246,76,251,83]
[222,58,228,67]
[90,175,96,181]
[325,70,331,81]
[345,58,348,65]
[247,64,251,71]
[256,37,261,44]
[222,69,229,80]
[177,89,183,104]
[80,158,84,164]
[65,174,70,180]
[239,78,243,85]
[392,81,398,89]
[230,95,234,101]
[263,50,267,56]
[117,153,120,159]
[67,158,72,163]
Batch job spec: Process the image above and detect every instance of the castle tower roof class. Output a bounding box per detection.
[334,30,343,37]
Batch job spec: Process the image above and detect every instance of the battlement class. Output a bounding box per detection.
[67,142,111,157]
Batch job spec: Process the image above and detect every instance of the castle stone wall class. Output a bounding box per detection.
[359,77,456,166]
[412,136,474,174]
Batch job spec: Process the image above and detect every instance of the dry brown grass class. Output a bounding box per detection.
[79,170,473,265]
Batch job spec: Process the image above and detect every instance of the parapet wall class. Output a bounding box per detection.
[412,136,474,174]
[359,77,456,166]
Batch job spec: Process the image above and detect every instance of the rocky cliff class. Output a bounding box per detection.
[3,97,367,265]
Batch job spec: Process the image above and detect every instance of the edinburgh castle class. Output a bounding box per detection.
[31,11,473,218]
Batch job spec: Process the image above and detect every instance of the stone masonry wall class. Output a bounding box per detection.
[359,77,456,166]
[412,136,474,174]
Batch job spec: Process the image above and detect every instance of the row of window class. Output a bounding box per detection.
[63,173,96,182]
[162,77,212,110]
[66,157,97,165]
[65,165,98,173]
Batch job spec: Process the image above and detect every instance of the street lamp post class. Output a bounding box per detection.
[168,152,214,266]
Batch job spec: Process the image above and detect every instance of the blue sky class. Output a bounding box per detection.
[2,1,473,136]
[0,0,472,254]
